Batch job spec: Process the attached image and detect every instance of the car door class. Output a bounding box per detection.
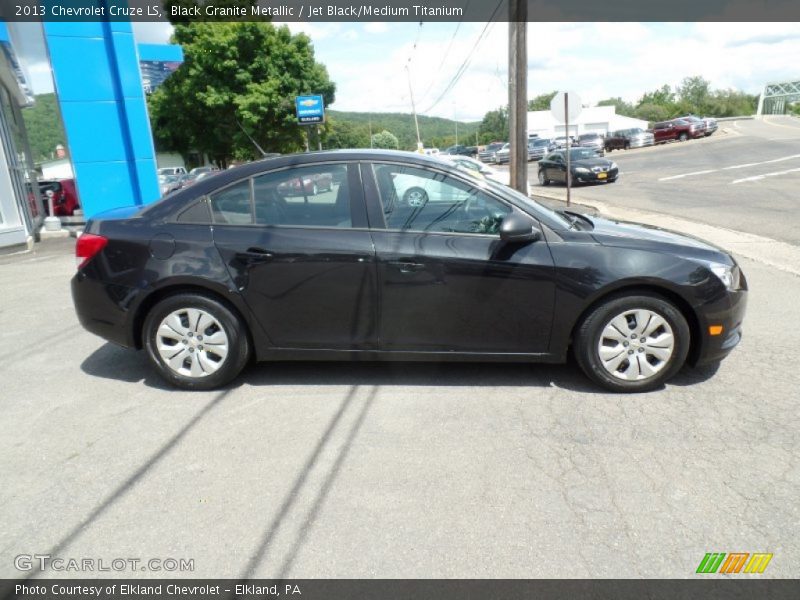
[544,153,567,182]
[210,162,378,350]
[363,161,556,354]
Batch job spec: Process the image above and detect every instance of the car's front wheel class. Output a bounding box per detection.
[143,293,251,390]
[538,170,550,186]
[573,294,690,392]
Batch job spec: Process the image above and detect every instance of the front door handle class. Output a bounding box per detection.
[236,247,274,262]
[389,261,425,274]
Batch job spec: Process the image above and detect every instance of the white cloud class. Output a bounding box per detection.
[364,23,389,34]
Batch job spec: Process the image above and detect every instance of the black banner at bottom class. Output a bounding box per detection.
[2,579,800,600]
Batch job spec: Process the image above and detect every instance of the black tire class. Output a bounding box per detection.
[624,142,630,150]
[678,133,688,142]
[403,187,429,207]
[573,294,690,393]
[538,169,550,186]
[143,293,251,390]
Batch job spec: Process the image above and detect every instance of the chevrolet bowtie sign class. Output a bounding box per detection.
[295,95,325,125]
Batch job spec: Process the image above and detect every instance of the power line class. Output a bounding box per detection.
[417,0,471,104]
[420,0,503,114]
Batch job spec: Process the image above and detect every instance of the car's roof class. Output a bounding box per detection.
[142,149,473,218]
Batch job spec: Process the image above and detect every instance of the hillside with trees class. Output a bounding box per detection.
[20,93,67,162]
[324,110,480,151]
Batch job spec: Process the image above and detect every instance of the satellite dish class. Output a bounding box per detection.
[550,91,582,123]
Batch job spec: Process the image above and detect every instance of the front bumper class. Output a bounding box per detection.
[692,284,748,366]
[573,167,619,183]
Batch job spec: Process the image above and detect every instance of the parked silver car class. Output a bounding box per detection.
[576,133,606,156]
[478,142,505,163]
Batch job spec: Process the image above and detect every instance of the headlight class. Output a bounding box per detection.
[610,162,618,170]
[702,261,741,290]
[574,167,590,173]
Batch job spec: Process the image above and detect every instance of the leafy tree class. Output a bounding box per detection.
[638,84,675,108]
[633,102,671,123]
[322,118,370,149]
[677,76,711,114]
[790,102,800,117]
[478,106,508,144]
[371,130,399,149]
[527,91,558,111]
[597,97,635,117]
[148,22,335,164]
[21,94,67,162]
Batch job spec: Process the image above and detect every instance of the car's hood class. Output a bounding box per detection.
[572,157,611,168]
[587,215,733,264]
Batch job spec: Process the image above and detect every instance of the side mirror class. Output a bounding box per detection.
[500,213,540,243]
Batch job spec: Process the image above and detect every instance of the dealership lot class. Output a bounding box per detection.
[522,116,800,245]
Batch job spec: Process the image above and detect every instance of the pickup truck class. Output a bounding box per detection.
[443,144,478,158]
[653,118,704,144]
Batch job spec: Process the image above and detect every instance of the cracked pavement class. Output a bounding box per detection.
[0,236,797,579]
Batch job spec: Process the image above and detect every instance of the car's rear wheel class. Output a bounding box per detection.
[573,294,690,393]
[538,170,550,186]
[679,133,688,142]
[144,293,251,390]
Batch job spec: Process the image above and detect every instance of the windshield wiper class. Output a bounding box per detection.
[558,210,594,230]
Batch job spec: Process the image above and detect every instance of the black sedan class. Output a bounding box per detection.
[538,148,619,185]
[72,150,746,393]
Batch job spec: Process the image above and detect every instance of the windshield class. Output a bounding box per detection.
[482,178,574,229]
[569,148,600,160]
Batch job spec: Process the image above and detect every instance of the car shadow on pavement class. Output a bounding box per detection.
[80,342,720,394]
[238,358,605,393]
[79,342,181,391]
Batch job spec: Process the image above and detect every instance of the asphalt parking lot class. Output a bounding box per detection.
[520,116,800,245]
[1,206,798,578]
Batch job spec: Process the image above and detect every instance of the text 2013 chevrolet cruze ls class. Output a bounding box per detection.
[72,150,747,392]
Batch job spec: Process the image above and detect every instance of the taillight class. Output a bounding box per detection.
[75,233,108,269]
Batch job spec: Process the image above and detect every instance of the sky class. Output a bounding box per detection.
[15,21,800,122]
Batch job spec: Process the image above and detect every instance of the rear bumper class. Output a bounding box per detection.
[72,272,138,348]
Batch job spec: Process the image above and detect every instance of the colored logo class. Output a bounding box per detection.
[696,552,773,574]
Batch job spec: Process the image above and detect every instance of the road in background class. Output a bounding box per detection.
[520,116,800,245]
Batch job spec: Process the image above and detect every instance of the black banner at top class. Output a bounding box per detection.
[2,0,800,22]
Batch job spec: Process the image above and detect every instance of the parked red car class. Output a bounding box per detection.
[278,172,333,196]
[39,178,80,216]
[652,119,705,144]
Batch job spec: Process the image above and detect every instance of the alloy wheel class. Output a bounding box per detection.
[597,309,675,381]
[155,308,229,378]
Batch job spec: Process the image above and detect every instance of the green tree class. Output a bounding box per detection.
[527,91,558,111]
[371,130,399,149]
[478,106,508,144]
[148,21,335,164]
[676,76,711,114]
[21,94,67,162]
[633,102,671,124]
[597,97,635,117]
[322,118,370,149]
[638,84,675,107]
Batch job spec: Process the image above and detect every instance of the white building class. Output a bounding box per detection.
[527,106,648,138]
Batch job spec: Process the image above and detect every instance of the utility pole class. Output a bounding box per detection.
[564,93,571,207]
[454,101,458,146]
[405,64,423,151]
[508,0,528,195]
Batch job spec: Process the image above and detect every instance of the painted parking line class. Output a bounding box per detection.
[731,167,800,184]
[658,169,716,181]
[658,153,800,181]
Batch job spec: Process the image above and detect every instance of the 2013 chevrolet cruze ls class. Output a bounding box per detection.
[72,150,746,392]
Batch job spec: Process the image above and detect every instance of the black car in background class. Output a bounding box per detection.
[537,148,619,185]
[72,150,746,393]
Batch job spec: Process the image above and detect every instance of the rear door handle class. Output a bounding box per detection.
[389,261,425,274]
